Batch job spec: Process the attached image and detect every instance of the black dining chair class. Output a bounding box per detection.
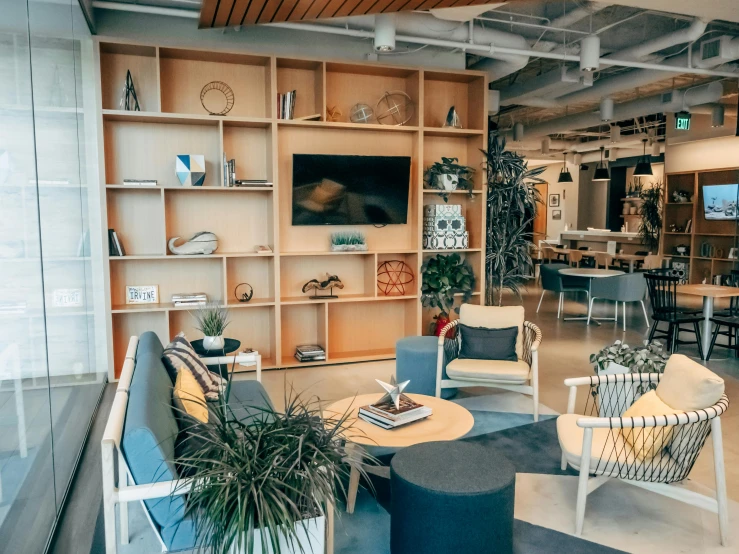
[644,273,704,357]
[706,269,739,360]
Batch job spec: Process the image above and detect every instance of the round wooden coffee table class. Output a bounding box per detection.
[324,393,474,513]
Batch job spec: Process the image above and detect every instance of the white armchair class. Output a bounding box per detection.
[558,371,729,545]
[435,304,542,421]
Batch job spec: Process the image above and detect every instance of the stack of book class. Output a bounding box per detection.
[294,344,325,362]
[358,396,432,429]
[171,293,207,307]
[123,179,157,186]
[235,179,272,187]
[108,229,125,256]
[277,90,296,120]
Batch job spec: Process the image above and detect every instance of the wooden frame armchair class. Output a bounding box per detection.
[435,305,542,421]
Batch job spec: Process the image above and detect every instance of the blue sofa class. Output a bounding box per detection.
[116,331,273,552]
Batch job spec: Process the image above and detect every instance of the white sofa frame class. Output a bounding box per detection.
[436,319,543,422]
[561,372,729,546]
[102,336,335,554]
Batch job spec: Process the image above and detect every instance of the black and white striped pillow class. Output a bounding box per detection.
[163,333,222,400]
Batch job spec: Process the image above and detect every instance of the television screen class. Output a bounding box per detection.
[703,184,739,220]
[292,154,411,225]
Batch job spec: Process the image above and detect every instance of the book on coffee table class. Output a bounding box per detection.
[358,395,432,429]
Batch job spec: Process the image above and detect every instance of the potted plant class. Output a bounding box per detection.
[421,253,475,336]
[638,181,663,252]
[424,157,475,201]
[194,302,230,350]
[330,231,368,252]
[176,393,365,554]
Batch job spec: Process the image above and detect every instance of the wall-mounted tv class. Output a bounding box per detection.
[292,154,411,225]
[703,184,739,220]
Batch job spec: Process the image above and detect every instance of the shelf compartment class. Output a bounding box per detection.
[422,194,485,250]
[165,188,274,254]
[276,59,324,120]
[100,43,159,112]
[422,250,483,295]
[223,122,273,182]
[225,256,275,305]
[376,253,419,298]
[423,71,485,130]
[103,118,220,187]
[325,62,419,126]
[421,292,482,336]
[423,134,486,191]
[280,254,376,299]
[107,188,165,256]
[109,257,224,308]
[281,303,328,363]
[112,311,168,378]
[327,298,417,359]
[159,48,271,118]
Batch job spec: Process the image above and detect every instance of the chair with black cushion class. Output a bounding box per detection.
[644,273,703,357]
[586,272,650,330]
[537,263,589,318]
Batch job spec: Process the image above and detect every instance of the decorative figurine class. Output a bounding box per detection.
[301,274,344,299]
[443,105,462,129]
[234,282,254,303]
[120,70,140,111]
[168,232,218,255]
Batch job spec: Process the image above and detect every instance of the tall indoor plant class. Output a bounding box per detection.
[482,134,544,306]
[421,253,475,335]
[638,181,663,252]
[194,302,230,350]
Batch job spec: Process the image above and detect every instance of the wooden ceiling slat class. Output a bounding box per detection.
[213,0,237,27]
[391,0,428,13]
[378,0,413,14]
[364,0,397,16]
[424,0,458,10]
[413,0,447,11]
[243,0,269,23]
[291,0,321,21]
[229,0,253,25]
[257,0,285,22]
[199,0,219,28]
[332,0,364,18]
[303,0,332,20]
[315,0,347,19]
[272,0,301,22]
[349,0,381,17]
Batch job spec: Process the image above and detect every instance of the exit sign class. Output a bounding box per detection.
[675,111,691,130]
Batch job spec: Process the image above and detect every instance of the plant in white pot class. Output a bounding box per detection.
[424,157,475,202]
[194,303,230,350]
[176,392,364,554]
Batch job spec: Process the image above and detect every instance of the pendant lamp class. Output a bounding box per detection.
[558,152,573,183]
[633,138,653,177]
[593,146,610,181]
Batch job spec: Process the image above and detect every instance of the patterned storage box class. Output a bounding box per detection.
[424,204,462,217]
[423,230,469,250]
[423,215,466,233]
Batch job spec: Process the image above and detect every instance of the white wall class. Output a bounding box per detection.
[535,163,579,241]
[665,112,739,173]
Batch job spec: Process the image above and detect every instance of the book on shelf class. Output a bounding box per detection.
[173,300,207,307]
[295,353,326,362]
[358,395,433,429]
[235,180,273,187]
[255,245,273,255]
[278,90,296,120]
[108,229,125,256]
[295,344,325,362]
[123,179,157,186]
[171,293,207,301]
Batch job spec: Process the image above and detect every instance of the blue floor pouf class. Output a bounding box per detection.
[396,336,456,399]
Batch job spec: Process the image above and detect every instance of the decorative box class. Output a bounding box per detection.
[670,262,689,285]
[423,230,469,250]
[423,215,466,233]
[424,204,462,217]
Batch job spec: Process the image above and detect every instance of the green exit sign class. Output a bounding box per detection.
[675,111,691,130]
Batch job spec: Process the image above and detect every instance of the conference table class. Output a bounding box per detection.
[560,268,625,325]
[677,284,739,360]
[548,248,646,272]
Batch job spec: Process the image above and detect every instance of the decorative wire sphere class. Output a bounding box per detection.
[200,81,235,115]
[350,103,375,124]
[375,90,414,126]
[234,282,254,303]
[377,260,414,296]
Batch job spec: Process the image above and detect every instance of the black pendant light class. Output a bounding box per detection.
[593,146,610,181]
[633,138,653,177]
[558,152,573,183]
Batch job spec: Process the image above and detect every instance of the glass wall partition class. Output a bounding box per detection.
[0,1,106,551]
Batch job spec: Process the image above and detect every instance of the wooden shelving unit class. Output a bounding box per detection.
[662,168,739,284]
[96,39,488,379]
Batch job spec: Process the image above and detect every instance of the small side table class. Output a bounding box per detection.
[191,338,241,380]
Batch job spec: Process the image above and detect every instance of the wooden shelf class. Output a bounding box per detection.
[423,127,484,137]
[278,119,419,133]
[280,294,418,305]
[279,250,417,256]
[423,189,483,195]
[110,253,274,260]
[665,202,694,206]
[423,248,482,253]
[106,184,273,192]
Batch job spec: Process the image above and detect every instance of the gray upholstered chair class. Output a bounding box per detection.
[586,272,650,330]
[538,263,589,319]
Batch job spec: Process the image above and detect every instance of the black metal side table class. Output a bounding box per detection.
[191,338,241,380]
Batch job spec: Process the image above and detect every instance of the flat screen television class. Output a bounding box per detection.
[703,184,739,220]
[291,154,411,225]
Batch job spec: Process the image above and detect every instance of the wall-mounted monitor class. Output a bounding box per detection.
[291,154,411,226]
[703,183,739,220]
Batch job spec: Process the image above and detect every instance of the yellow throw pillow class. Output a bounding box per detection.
[621,390,681,461]
[173,368,208,423]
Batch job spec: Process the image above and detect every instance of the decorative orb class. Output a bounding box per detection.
[377,260,415,296]
[200,81,234,115]
[350,103,375,124]
[375,90,414,126]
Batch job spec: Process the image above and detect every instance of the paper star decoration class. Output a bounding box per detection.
[375,377,410,410]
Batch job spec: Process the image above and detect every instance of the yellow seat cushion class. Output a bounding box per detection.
[621,390,681,461]
[446,357,530,384]
[173,368,209,423]
[459,304,525,359]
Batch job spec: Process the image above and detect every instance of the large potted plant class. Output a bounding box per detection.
[482,134,544,306]
[194,302,230,350]
[421,253,475,336]
[638,181,663,252]
[424,157,475,202]
[176,393,362,554]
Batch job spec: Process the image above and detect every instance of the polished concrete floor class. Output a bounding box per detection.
[50,285,739,553]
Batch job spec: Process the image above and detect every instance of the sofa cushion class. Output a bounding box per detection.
[458,324,518,362]
[656,354,725,411]
[227,379,274,422]
[621,390,681,461]
[446,358,530,384]
[459,304,525,359]
[122,332,185,530]
[163,333,222,400]
[173,368,209,423]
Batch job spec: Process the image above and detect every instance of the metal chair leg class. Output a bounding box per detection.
[693,321,704,360]
[558,292,563,319]
[707,323,721,361]
[537,290,546,313]
[622,302,626,332]
[640,301,650,327]
[587,297,594,325]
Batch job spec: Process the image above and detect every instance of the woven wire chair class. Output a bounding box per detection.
[558,372,729,544]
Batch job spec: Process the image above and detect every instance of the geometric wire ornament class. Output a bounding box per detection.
[350,103,375,124]
[377,260,414,296]
[119,69,140,111]
[375,90,414,126]
[200,81,234,115]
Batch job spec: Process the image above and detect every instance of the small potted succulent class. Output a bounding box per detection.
[424,157,475,201]
[194,302,230,350]
[330,231,368,252]
[421,253,475,336]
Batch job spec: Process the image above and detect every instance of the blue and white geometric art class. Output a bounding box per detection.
[176,154,205,186]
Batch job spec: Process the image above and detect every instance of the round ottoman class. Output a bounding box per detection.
[390,441,515,554]
[396,336,456,399]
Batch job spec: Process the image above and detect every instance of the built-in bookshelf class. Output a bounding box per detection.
[662,168,739,284]
[96,39,488,379]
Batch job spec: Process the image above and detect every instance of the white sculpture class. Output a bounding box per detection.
[168,232,218,255]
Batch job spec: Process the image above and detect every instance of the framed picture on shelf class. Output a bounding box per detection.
[552,209,562,220]
[549,194,560,207]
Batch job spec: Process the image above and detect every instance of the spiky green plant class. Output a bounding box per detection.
[193,302,230,337]
[482,134,544,306]
[639,181,663,252]
[330,231,366,246]
[421,253,475,318]
[174,390,369,554]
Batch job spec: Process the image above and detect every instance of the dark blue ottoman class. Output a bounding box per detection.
[390,441,515,554]
[396,336,456,399]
